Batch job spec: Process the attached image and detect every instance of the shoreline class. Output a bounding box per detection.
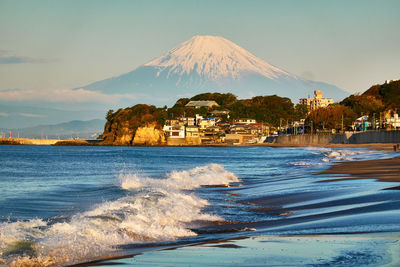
[318,156,400,183]
[1,137,399,152]
[51,141,400,152]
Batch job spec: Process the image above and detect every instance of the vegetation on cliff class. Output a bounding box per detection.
[102,93,307,145]
[307,80,399,130]
[341,80,400,116]
[103,104,167,145]
[169,93,306,126]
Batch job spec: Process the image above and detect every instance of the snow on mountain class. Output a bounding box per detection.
[82,35,348,105]
[144,35,292,80]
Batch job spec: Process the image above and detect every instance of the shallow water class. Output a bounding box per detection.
[0,145,399,266]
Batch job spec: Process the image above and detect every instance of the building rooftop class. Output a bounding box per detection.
[185,100,219,108]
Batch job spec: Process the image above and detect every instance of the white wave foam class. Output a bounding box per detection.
[119,163,240,191]
[322,150,364,162]
[0,164,238,266]
[297,148,368,165]
[291,161,323,166]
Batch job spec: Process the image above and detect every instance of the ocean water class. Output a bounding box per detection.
[0,145,399,266]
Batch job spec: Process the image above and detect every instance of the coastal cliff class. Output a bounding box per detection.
[102,104,167,146]
[133,123,166,145]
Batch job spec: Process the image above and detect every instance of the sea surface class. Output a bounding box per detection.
[0,145,399,266]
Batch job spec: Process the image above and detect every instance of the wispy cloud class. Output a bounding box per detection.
[0,56,41,64]
[0,50,53,64]
[18,113,45,118]
[0,88,137,104]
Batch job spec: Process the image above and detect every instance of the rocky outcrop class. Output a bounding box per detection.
[102,121,136,145]
[133,123,166,145]
[101,104,167,146]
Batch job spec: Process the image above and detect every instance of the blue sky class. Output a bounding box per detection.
[0,0,399,102]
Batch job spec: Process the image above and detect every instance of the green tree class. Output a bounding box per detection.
[306,105,357,131]
[106,109,114,121]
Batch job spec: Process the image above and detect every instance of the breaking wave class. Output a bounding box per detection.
[322,150,364,162]
[0,164,239,266]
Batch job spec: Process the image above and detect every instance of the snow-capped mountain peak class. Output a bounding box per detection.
[82,35,348,105]
[144,35,292,80]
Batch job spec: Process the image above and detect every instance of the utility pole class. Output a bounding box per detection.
[341,114,344,133]
[373,113,376,130]
[286,119,289,134]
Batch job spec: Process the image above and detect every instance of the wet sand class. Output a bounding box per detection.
[79,234,400,266]
[261,142,400,152]
[319,156,400,183]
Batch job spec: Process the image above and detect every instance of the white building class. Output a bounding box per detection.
[163,125,185,138]
[386,113,400,129]
[234,118,256,124]
[198,118,216,130]
[299,90,334,110]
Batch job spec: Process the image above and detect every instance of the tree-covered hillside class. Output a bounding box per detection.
[168,93,306,126]
[341,80,400,116]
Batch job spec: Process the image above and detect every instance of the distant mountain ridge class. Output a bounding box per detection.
[1,119,105,139]
[0,103,104,129]
[82,35,348,104]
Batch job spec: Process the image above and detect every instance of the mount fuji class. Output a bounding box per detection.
[82,35,348,105]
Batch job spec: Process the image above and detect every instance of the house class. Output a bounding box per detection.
[177,117,195,126]
[198,117,216,130]
[352,116,369,131]
[185,126,199,138]
[203,126,222,137]
[195,114,203,125]
[165,119,181,126]
[299,90,334,110]
[230,123,263,135]
[185,100,219,109]
[385,113,400,129]
[225,133,256,144]
[210,109,230,116]
[163,125,185,138]
[234,118,256,124]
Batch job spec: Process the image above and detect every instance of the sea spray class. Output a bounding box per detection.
[0,164,239,266]
[119,163,240,191]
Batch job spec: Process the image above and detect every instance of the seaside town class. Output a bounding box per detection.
[161,88,400,146]
[163,100,267,145]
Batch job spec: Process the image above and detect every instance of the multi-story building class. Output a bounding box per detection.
[198,117,216,130]
[299,90,334,110]
[176,117,195,126]
[163,125,185,138]
[185,125,200,138]
[385,113,400,129]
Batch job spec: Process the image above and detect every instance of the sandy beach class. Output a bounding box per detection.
[319,156,400,183]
